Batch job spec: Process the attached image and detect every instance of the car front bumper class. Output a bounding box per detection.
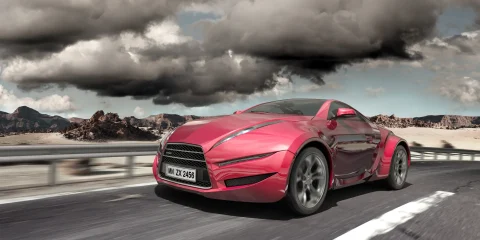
[152,150,296,203]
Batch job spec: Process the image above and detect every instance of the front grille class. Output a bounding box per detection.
[159,143,211,188]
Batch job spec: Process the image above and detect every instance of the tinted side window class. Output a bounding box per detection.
[341,103,370,123]
[327,102,340,120]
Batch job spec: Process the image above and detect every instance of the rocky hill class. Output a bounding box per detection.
[62,112,213,141]
[0,106,71,133]
[369,114,480,129]
[413,115,480,128]
[62,111,158,141]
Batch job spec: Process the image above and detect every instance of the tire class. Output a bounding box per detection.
[385,145,409,190]
[285,147,329,216]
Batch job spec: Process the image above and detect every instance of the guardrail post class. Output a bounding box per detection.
[433,152,437,160]
[472,154,476,161]
[459,154,463,161]
[446,152,450,160]
[48,161,57,186]
[126,156,135,178]
[420,152,424,160]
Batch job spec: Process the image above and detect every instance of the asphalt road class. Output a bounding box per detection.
[1,161,480,240]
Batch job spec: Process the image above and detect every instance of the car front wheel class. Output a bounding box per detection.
[285,147,329,216]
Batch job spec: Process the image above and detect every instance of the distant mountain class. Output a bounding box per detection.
[0,106,71,133]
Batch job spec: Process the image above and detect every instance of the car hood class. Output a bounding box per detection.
[167,113,311,151]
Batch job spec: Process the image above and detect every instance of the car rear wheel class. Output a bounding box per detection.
[385,145,409,190]
[285,147,329,216]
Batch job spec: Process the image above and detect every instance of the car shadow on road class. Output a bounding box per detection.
[319,181,412,211]
[154,181,412,221]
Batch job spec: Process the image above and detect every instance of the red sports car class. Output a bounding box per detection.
[152,98,410,215]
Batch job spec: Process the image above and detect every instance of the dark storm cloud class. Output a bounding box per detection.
[71,55,279,106]
[2,34,281,106]
[0,0,206,58]
[153,92,248,107]
[3,0,480,107]
[201,0,445,83]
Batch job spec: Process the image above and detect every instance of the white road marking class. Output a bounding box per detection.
[334,191,455,240]
[0,182,157,205]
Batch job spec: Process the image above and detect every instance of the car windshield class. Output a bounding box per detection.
[244,99,326,116]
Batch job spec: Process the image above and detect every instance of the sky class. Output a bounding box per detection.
[0,1,479,119]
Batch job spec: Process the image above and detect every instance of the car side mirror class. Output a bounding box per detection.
[336,108,356,118]
[233,110,243,114]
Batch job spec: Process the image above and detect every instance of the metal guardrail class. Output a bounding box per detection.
[0,143,158,186]
[409,147,480,161]
[0,144,479,187]
[0,143,158,162]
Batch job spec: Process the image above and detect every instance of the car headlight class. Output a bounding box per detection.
[217,152,276,167]
[158,128,176,154]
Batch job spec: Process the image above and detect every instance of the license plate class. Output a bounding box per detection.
[165,164,196,182]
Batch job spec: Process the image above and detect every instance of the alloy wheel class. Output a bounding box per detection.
[294,153,328,209]
[394,149,408,185]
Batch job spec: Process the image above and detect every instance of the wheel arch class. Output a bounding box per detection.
[375,132,411,177]
[395,139,411,166]
[286,138,334,190]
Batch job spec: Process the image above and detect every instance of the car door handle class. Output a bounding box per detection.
[365,135,373,141]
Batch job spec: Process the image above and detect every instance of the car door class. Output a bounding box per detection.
[325,101,377,179]
[340,103,381,172]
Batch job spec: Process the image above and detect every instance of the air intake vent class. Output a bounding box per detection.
[224,173,275,187]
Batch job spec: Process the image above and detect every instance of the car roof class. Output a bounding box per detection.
[243,98,335,114]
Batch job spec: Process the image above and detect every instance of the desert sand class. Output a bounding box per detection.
[388,127,480,151]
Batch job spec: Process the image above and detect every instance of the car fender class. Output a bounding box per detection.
[286,131,335,190]
[375,132,411,178]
